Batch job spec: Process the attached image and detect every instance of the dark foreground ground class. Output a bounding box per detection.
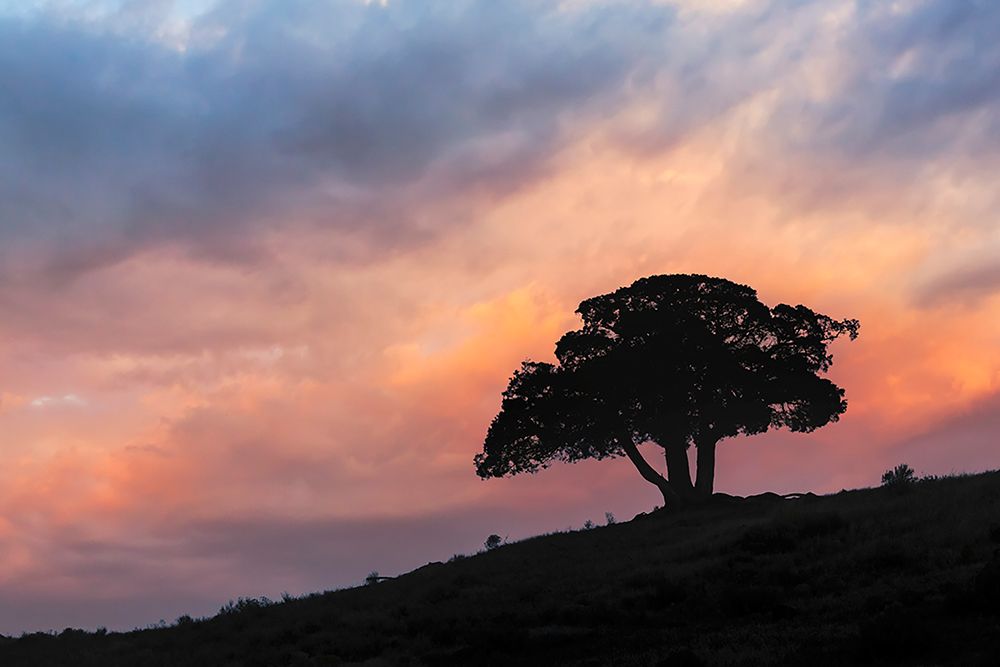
[3,471,1000,666]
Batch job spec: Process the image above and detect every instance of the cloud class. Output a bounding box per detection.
[0,0,677,280]
[627,1,1000,224]
[915,259,1000,307]
[29,394,87,408]
[886,389,1000,477]
[3,0,996,296]
[4,0,999,288]
[0,501,620,633]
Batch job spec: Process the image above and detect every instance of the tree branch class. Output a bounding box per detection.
[620,438,668,489]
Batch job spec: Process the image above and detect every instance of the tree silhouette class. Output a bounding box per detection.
[474,274,859,509]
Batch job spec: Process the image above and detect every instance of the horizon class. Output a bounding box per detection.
[1,0,999,635]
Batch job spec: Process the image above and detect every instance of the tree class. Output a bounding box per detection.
[474,274,859,509]
[881,463,916,489]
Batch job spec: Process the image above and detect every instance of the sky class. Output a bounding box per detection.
[1,0,999,634]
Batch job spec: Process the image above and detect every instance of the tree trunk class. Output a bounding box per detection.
[664,442,694,501]
[657,479,681,512]
[695,438,717,499]
[620,437,681,511]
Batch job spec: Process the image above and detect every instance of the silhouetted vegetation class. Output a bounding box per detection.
[475,274,859,509]
[2,470,999,665]
[218,597,275,616]
[882,463,917,489]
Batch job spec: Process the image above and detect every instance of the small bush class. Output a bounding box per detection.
[59,628,87,639]
[881,463,916,489]
[484,534,503,551]
[218,597,273,616]
[364,571,381,586]
[583,519,595,530]
[605,512,616,525]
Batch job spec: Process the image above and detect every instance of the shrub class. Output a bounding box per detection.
[583,519,596,530]
[881,463,916,489]
[218,597,273,616]
[364,571,381,586]
[605,512,616,525]
[484,534,503,551]
[59,628,87,638]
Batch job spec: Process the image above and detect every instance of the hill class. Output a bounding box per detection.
[3,471,1000,666]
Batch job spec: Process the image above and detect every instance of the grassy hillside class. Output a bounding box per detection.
[3,471,1000,666]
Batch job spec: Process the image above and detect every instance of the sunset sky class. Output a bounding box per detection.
[1,0,999,633]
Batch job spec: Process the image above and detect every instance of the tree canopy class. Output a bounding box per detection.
[474,274,859,508]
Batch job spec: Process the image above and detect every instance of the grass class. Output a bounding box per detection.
[2,471,1000,665]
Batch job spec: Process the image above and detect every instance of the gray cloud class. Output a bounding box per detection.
[0,0,675,278]
[915,259,1000,307]
[0,504,595,634]
[850,1,1000,157]
[886,389,1000,476]
[725,1,1000,165]
[4,0,998,282]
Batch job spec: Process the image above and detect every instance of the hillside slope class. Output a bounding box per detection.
[3,472,1000,666]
